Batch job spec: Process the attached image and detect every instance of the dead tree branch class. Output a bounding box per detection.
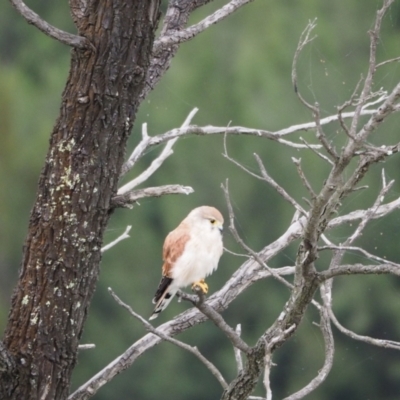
[9,0,88,48]
[108,288,228,389]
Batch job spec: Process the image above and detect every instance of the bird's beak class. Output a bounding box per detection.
[218,225,224,233]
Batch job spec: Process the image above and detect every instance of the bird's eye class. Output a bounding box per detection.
[210,219,216,224]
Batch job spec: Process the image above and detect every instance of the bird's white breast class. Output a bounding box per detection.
[170,225,223,289]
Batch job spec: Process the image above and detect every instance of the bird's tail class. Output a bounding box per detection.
[149,276,177,320]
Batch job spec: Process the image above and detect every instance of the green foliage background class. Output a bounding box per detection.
[1,0,400,398]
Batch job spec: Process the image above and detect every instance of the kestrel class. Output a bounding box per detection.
[149,206,224,320]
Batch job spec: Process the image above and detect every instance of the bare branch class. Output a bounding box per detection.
[9,0,88,48]
[292,19,318,110]
[319,245,400,268]
[108,288,228,389]
[376,56,400,68]
[313,104,339,160]
[321,280,400,351]
[78,344,96,351]
[328,176,395,270]
[118,108,198,195]
[350,0,395,137]
[253,154,307,215]
[327,196,400,229]
[337,76,364,140]
[320,263,400,280]
[328,304,400,351]
[299,137,334,165]
[101,226,132,253]
[120,123,151,176]
[263,350,273,400]
[144,107,394,147]
[182,288,251,354]
[154,0,254,51]
[233,324,243,374]
[222,180,295,290]
[283,303,334,400]
[356,81,400,142]
[291,157,316,199]
[111,185,194,208]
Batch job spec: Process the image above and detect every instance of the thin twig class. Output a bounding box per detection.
[222,180,294,290]
[101,226,132,253]
[292,19,318,110]
[181,289,251,354]
[319,245,400,268]
[118,108,198,195]
[283,299,334,400]
[376,56,400,68]
[313,103,339,160]
[121,123,151,176]
[108,288,229,389]
[351,0,395,138]
[321,280,400,351]
[299,137,334,165]
[291,157,316,199]
[253,154,307,215]
[337,76,364,140]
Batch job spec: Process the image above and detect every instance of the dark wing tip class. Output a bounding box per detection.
[153,276,173,303]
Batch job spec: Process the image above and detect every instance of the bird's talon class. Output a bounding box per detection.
[192,280,208,294]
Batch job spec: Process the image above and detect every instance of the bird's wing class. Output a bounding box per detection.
[161,223,191,277]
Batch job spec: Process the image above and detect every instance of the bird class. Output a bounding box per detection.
[149,206,224,320]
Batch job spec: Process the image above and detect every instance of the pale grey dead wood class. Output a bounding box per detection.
[120,123,151,176]
[222,140,306,215]
[319,245,400,268]
[349,0,395,137]
[222,180,295,290]
[328,177,395,270]
[108,288,228,389]
[111,185,194,208]
[283,299,334,400]
[119,108,198,191]
[327,197,400,229]
[291,157,316,199]
[101,226,132,253]
[78,344,96,351]
[233,324,243,373]
[322,279,400,351]
[184,288,251,354]
[376,56,400,68]
[155,0,254,51]
[299,137,334,165]
[320,263,400,280]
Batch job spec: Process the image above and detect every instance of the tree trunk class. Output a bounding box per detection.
[1,1,161,398]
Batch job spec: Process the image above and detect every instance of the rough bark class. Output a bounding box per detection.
[1,1,161,399]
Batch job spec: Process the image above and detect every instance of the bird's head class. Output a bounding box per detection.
[188,206,224,233]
